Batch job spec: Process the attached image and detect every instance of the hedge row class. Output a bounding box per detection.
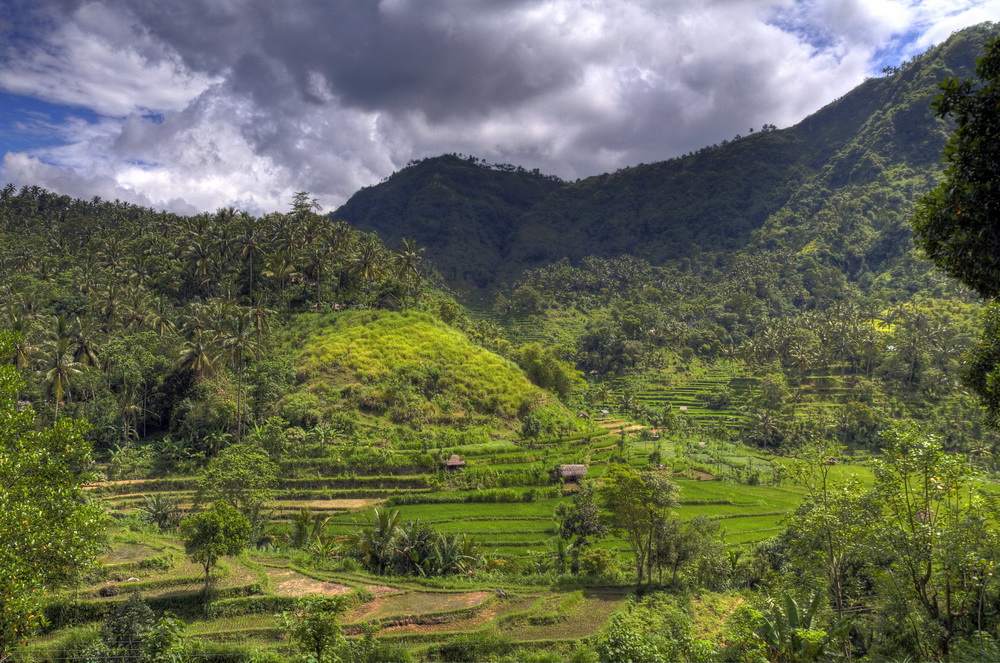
[277,475,430,490]
[385,487,557,506]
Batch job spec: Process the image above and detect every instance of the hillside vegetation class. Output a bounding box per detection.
[296,310,574,428]
[335,23,997,293]
[4,21,1000,663]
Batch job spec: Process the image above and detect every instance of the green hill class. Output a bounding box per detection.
[295,310,574,430]
[333,23,998,294]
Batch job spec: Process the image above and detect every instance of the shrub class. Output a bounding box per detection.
[439,630,513,662]
[579,549,619,578]
[281,392,322,428]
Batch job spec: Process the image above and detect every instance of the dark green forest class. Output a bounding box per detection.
[3,20,1000,663]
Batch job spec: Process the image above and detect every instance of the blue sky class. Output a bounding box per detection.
[0,92,102,158]
[0,0,996,215]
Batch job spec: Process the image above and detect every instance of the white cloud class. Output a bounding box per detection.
[0,2,216,117]
[0,0,995,215]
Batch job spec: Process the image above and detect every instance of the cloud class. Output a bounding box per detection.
[0,0,996,214]
[0,2,216,117]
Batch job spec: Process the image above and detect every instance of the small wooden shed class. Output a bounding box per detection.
[377,293,402,311]
[557,464,588,483]
[441,454,466,471]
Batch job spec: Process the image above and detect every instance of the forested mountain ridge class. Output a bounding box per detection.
[334,23,998,292]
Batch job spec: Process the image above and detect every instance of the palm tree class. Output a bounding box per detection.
[240,224,265,297]
[38,337,83,419]
[393,238,424,308]
[345,508,401,574]
[142,493,181,531]
[287,508,331,549]
[144,295,177,336]
[249,301,275,348]
[183,237,216,295]
[347,237,387,284]
[3,313,38,369]
[176,329,219,380]
[92,283,122,329]
[219,308,261,441]
[431,533,483,576]
[70,316,101,370]
[119,286,151,332]
[262,250,300,308]
[305,243,333,308]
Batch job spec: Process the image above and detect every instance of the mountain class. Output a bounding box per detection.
[333,23,998,294]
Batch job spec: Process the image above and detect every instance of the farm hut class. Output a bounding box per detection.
[557,464,588,483]
[377,293,402,311]
[441,454,466,471]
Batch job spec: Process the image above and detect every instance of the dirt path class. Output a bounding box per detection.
[267,569,353,596]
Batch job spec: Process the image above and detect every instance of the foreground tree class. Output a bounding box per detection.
[179,501,250,594]
[0,330,104,654]
[871,425,998,659]
[912,35,1000,298]
[911,35,1000,421]
[599,464,678,586]
[554,480,607,574]
[279,595,347,663]
[196,440,278,535]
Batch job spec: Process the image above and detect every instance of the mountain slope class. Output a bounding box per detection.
[333,24,998,293]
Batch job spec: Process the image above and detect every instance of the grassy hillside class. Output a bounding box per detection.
[294,310,575,430]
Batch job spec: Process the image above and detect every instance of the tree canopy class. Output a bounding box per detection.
[0,331,104,653]
[179,500,251,593]
[912,35,1000,298]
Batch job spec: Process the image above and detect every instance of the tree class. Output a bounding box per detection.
[262,250,300,308]
[393,237,424,308]
[514,342,584,400]
[38,336,83,419]
[0,331,104,654]
[345,507,402,574]
[652,514,725,586]
[786,439,883,622]
[95,591,184,663]
[871,424,998,659]
[599,464,679,586]
[196,441,278,536]
[179,501,250,594]
[520,413,542,442]
[279,595,347,663]
[912,35,1000,299]
[554,480,608,574]
[911,36,1000,422]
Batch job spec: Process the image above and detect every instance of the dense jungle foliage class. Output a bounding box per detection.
[3,20,1000,663]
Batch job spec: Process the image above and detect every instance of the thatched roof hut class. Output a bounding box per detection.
[441,454,466,471]
[557,464,588,483]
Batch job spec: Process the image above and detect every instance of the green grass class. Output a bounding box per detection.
[298,311,569,424]
[347,591,493,622]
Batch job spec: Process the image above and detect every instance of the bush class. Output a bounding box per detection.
[596,616,664,663]
[579,549,619,578]
[281,392,322,428]
[439,630,514,662]
[206,596,298,619]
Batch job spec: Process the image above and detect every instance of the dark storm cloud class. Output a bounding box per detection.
[119,0,579,120]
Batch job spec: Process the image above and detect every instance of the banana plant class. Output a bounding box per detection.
[757,590,851,662]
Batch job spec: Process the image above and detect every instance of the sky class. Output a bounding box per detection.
[0,1,996,216]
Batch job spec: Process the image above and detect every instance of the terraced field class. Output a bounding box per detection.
[41,408,883,659]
